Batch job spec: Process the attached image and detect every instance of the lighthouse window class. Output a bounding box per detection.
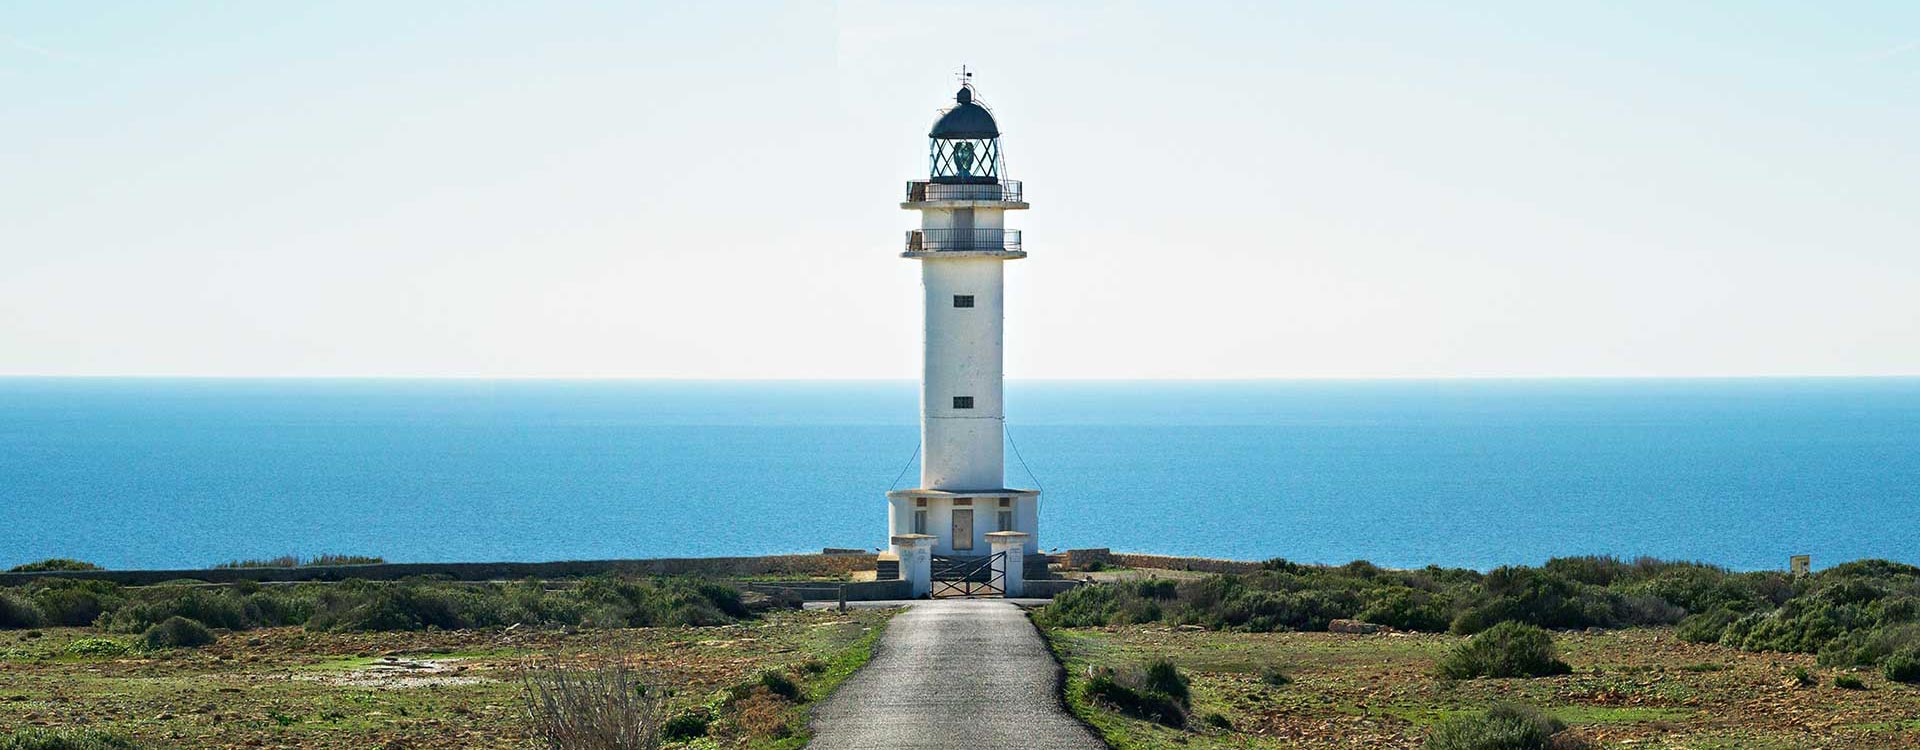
[999,497,1010,508]
[952,396,974,409]
[998,510,1014,531]
[912,510,927,535]
[953,295,974,308]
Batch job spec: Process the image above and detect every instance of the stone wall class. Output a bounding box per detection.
[1061,548,1262,575]
[0,554,874,588]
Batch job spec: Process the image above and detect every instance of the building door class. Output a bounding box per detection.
[952,509,974,551]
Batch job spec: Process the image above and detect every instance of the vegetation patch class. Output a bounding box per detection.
[215,553,385,569]
[6,559,102,573]
[1424,704,1569,750]
[0,728,138,750]
[1437,622,1571,680]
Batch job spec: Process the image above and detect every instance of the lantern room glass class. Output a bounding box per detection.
[929,137,1002,184]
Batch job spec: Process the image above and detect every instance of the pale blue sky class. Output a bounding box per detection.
[3,2,1916,378]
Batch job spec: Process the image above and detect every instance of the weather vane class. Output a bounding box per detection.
[957,64,973,89]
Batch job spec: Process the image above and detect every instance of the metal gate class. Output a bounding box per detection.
[930,552,1005,598]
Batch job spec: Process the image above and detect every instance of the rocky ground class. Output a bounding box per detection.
[0,608,891,750]
[1048,624,1920,750]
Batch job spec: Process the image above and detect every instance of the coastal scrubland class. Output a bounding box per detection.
[1040,557,1920,749]
[0,574,887,750]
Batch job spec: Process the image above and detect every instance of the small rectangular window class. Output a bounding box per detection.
[915,498,927,508]
[952,396,974,409]
[955,497,972,506]
[953,295,975,308]
[998,510,1014,531]
[999,497,1010,508]
[912,510,927,535]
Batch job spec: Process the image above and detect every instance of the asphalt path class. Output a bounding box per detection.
[807,599,1107,749]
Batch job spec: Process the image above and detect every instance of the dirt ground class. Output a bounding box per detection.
[0,609,891,750]
[1049,624,1920,750]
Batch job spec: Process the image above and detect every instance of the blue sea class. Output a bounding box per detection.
[3,378,1918,572]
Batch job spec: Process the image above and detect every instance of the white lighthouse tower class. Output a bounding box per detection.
[886,80,1040,564]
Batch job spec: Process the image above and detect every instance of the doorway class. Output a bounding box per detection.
[952,509,974,550]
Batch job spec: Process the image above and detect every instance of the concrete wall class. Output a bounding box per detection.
[0,553,875,588]
[920,256,1005,491]
[887,494,1031,556]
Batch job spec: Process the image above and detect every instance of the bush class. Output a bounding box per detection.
[142,616,216,649]
[1141,658,1190,707]
[7,559,102,573]
[521,664,665,750]
[1085,669,1187,728]
[1835,674,1867,690]
[1787,665,1816,687]
[1425,703,1566,750]
[1675,608,1739,644]
[661,709,711,740]
[1259,666,1293,687]
[0,590,46,630]
[1438,622,1571,679]
[103,587,248,633]
[29,580,125,627]
[758,670,801,701]
[0,728,138,750]
[1202,711,1233,730]
[1884,648,1920,684]
[215,553,384,569]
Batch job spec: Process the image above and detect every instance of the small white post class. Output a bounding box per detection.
[988,531,1029,598]
[891,534,937,598]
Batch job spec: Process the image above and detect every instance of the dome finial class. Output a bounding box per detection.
[955,64,974,104]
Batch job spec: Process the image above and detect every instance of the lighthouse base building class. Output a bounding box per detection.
[882,80,1041,597]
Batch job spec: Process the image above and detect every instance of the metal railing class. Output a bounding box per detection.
[905,180,1023,203]
[904,229,1022,254]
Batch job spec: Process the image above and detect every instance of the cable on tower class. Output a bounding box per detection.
[1005,422,1044,494]
[887,442,921,492]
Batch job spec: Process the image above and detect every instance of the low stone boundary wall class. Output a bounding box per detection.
[0,554,874,588]
[1061,548,1263,575]
[746,579,910,603]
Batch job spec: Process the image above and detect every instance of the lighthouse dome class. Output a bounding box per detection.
[929,87,1000,139]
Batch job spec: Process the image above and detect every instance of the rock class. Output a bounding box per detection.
[1177,624,1206,631]
[1328,619,1384,635]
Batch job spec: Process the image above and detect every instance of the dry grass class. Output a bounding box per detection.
[521,663,666,750]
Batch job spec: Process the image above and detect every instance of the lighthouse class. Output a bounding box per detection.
[886,79,1040,573]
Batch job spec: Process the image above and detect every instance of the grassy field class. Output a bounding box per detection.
[0,607,891,750]
[1044,623,1920,750]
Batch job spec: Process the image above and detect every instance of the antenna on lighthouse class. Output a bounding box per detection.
[956,65,974,89]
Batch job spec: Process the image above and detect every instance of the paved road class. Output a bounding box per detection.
[808,599,1107,750]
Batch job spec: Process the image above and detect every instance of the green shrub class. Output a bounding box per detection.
[1817,623,1920,668]
[1359,587,1451,632]
[215,553,384,569]
[103,587,248,633]
[1675,608,1740,644]
[0,590,46,629]
[64,638,132,657]
[1425,703,1565,750]
[142,616,216,649]
[758,670,801,701]
[662,708,712,740]
[1259,666,1292,687]
[7,559,102,573]
[1787,665,1816,687]
[0,728,139,750]
[1835,674,1867,690]
[1202,711,1233,730]
[1884,648,1920,684]
[29,580,125,627]
[1437,622,1571,679]
[1033,584,1121,628]
[1141,658,1190,707]
[1085,668,1187,728]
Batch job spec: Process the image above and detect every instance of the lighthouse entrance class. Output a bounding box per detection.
[930,552,1006,598]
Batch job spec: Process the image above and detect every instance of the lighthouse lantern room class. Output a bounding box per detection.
[887,79,1039,560]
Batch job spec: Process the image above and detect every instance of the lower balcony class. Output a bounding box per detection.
[904,229,1022,255]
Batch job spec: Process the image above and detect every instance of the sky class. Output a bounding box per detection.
[2,1,1916,379]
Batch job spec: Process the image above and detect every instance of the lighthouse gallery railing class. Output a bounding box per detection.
[904,229,1021,254]
[905,180,1023,203]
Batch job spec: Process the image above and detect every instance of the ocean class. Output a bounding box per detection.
[3,378,1917,572]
